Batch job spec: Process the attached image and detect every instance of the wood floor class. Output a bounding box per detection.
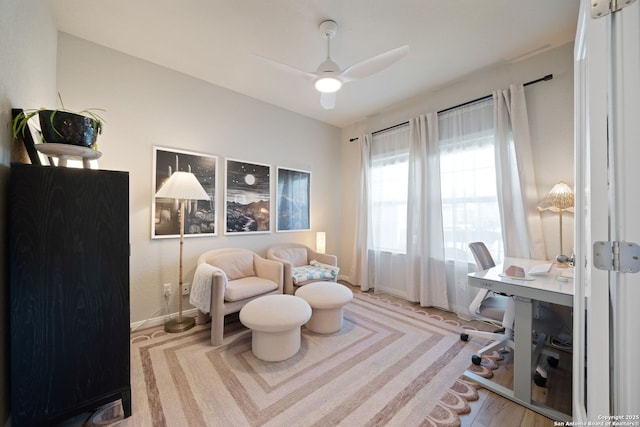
[360,284,573,426]
[459,351,572,427]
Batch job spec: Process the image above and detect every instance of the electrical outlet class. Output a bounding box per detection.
[163,283,172,297]
[182,283,191,295]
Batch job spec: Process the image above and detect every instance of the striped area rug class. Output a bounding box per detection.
[109,291,488,427]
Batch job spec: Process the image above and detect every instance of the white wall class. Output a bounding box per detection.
[56,33,342,325]
[0,1,58,422]
[339,43,575,278]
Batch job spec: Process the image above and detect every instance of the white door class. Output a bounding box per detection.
[574,0,640,420]
[608,1,640,414]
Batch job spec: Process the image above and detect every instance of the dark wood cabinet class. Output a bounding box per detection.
[9,164,131,426]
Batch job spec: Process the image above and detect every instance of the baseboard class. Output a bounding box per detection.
[130,308,199,332]
[337,274,351,283]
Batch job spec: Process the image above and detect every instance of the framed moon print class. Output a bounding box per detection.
[276,167,311,232]
[152,146,217,239]
[225,158,271,234]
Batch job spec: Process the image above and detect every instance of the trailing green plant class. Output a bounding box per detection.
[12,92,105,140]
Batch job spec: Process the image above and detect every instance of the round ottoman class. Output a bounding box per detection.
[295,282,353,334]
[239,294,311,362]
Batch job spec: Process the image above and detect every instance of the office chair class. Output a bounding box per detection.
[460,242,515,366]
[461,242,562,387]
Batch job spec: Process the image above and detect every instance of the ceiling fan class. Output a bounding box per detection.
[256,20,409,110]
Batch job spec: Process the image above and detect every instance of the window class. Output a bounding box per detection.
[438,99,503,264]
[368,99,503,262]
[370,125,410,253]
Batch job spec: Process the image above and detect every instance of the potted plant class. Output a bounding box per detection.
[13,93,105,150]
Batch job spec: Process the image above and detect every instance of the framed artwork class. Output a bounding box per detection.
[152,146,217,239]
[276,167,311,232]
[225,159,271,234]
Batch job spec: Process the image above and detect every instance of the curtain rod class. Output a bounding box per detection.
[349,74,553,142]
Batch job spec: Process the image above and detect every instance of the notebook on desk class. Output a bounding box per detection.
[527,262,553,275]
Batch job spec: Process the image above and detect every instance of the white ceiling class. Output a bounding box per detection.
[46,0,579,128]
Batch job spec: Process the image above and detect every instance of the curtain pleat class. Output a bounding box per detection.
[409,114,449,309]
[349,133,372,290]
[494,84,546,259]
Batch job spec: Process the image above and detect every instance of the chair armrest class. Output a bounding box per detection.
[254,256,284,292]
[268,255,295,294]
[206,271,229,345]
[308,251,338,267]
[210,271,227,313]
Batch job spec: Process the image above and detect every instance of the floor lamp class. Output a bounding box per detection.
[538,181,574,267]
[155,171,210,333]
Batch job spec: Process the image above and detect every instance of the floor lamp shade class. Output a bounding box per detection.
[155,171,210,201]
[155,171,210,333]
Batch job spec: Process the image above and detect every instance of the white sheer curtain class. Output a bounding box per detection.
[352,121,449,307]
[349,83,544,318]
[367,126,412,298]
[494,84,545,259]
[408,114,449,308]
[438,99,503,317]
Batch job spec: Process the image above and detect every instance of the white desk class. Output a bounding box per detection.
[464,257,573,422]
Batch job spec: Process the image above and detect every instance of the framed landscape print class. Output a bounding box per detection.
[225,159,271,234]
[152,146,217,239]
[276,167,311,232]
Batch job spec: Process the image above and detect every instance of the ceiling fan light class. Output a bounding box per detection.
[315,76,342,93]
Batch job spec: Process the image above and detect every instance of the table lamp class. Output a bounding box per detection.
[538,181,574,267]
[155,171,210,332]
[316,231,326,254]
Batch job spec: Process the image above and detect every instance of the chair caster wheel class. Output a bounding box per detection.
[534,372,547,387]
[460,333,469,342]
[471,354,482,366]
[547,356,559,368]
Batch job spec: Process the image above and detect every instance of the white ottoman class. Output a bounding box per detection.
[239,294,311,362]
[295,282,353,334]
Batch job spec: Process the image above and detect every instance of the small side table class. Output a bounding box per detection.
[35,143,102,169]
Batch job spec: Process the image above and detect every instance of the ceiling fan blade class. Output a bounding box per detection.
[320,92,336,110]
[252,54,317,80]
[339,45,410,82]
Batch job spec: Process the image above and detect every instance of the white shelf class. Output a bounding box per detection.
[35,143,102,168]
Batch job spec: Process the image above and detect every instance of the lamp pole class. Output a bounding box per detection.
[178,199,185,323]
[558,207,564,256]
[164,198,195,332]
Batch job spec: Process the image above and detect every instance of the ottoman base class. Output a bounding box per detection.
[252,328,302,362]
[306,307,345,334]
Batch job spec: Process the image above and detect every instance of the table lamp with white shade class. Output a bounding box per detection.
[316,231,326,254]
[538,181,574,267]
[155,171,210,332]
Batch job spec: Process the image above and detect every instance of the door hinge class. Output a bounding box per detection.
[593,241,640,272]
[591,0,637,18]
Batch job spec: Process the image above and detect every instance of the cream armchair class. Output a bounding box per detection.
[192,248,283,346]
[267,243,338,295]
